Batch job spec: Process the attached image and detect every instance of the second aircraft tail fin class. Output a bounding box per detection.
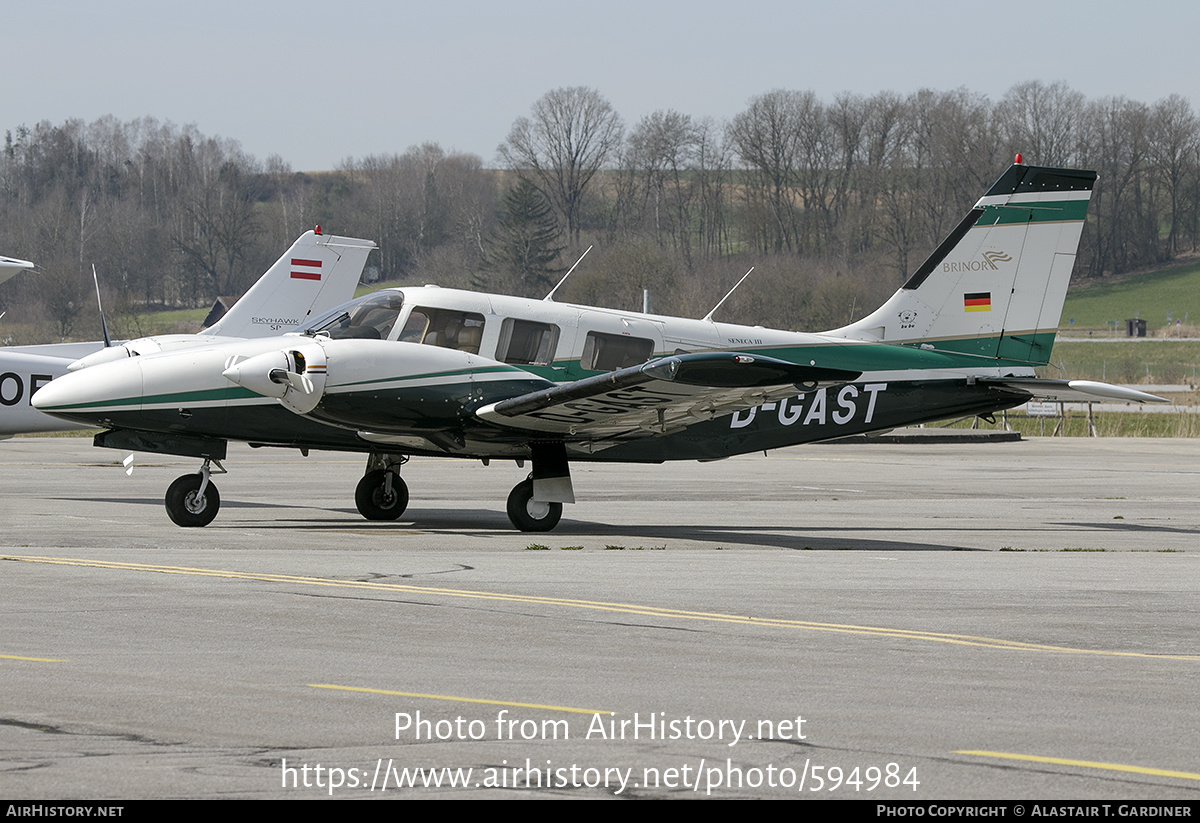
[201,230,377,339]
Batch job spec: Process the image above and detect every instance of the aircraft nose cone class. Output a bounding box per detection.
[30,370,88,412]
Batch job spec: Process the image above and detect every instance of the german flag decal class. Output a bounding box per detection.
[964,292,991,312]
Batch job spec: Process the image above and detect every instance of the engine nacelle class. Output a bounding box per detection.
[221,345,327,414]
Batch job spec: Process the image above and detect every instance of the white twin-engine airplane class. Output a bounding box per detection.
[33,162,1166,532]
[0,229,375,436]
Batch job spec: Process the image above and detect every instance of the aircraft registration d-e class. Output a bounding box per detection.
[33,160,1166,532]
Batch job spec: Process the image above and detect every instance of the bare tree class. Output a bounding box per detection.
[174,160,263,299]
[1150,94,1199,255]
[1081,96,1154,275]
[627,110,698,264]
[998,81,1086,166]
[728,90,803,254]
[499,87,624,246]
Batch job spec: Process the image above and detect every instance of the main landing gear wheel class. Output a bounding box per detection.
[506,479,562,532]
[355,469,408,520]
[165,473,221,527]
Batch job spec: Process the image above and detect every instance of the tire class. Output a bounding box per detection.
[506,479,563,532]
[165,474,220,527]
[355,470,408,520]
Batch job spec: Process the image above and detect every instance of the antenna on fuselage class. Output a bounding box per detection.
[702,267,754,322]
[92,263,112,347]
[543,245,593,302]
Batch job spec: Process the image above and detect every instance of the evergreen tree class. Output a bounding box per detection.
[483,177,565,296]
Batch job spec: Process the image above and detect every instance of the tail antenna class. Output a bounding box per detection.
[92,264,112,347]
[544,245,593,302]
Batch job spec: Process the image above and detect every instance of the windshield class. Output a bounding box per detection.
[305,291,405,340]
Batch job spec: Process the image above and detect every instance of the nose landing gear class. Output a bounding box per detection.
[165,458,225,527]
[355,454,409,520]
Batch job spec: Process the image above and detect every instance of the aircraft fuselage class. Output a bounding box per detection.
[34,286,1033,461]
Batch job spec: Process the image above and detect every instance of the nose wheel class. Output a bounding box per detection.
[355,469,409,520]
[165,459,223,527]
[506,479,562,532]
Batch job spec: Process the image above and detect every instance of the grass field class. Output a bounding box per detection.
[1042,339,1200,384]
[941,409,1200,438]
[1060,260,1200,332]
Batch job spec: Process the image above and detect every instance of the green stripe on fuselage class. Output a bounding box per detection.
[37,385,261,412]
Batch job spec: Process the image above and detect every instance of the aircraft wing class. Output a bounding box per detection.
[475,352,860,438]
[0,255,35,287]
[981,378,1169,404]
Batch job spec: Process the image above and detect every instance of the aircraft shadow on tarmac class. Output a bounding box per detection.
[30,496,1120,552]
[56,497,1200,552]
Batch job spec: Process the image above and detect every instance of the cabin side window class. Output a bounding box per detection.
[399,308,486,353]
[496,319,560,366]
[580,331,654,371]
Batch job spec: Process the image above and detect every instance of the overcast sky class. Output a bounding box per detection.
[7,0,1197,171]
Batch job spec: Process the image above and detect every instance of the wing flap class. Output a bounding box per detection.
[476,352,860,436]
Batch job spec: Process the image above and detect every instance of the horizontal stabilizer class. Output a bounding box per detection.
[476,352,860,437]
[982,378,1168,404]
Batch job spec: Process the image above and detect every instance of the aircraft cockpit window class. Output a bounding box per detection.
[581,331,654,371]
[496,319,560,366]
[308,292,405,340]
[399,307,486,353]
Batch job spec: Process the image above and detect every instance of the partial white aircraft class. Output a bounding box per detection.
[0,229,375,436]
[0,255,35,287]
[34,162,1166,531]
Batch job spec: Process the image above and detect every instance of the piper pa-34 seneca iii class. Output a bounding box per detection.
[33,161,1166,532]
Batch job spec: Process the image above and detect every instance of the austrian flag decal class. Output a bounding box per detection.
[290,258,322,281]
[964,292,991,312]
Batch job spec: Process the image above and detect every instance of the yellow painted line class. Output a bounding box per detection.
[309,684,609,715]
[7,554,1200,661]
[0,653,66,662]
[956,750,1200,782]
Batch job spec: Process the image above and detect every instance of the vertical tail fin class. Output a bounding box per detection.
[833,163,1097,365]
[201,231,377,338]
